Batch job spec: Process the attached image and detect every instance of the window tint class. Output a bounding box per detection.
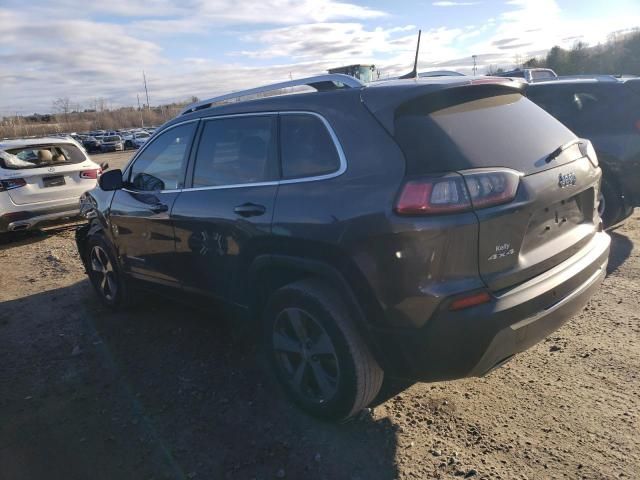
[527,84,631,133]
[280,114,340,179]
[193,116,277,187]
[394,92,574,175]
[530,70,555,80]
[129,123,196,191]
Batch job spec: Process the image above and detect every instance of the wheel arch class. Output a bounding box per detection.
[245,253,387,365]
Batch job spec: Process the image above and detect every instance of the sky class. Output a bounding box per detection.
[1,0,639,115]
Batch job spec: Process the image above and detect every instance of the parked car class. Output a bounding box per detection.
[100,135,124,152]
[124,131,151,150]
[526,76,640,226]
[75,74,610,421]
[0,137,101,233]
[83,136,102,153]
[495,68,558,82]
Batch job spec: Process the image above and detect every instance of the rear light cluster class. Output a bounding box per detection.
[578,139,598,168]
[0,178,27,191]
[395,169,521,215]
[80,168,102,179]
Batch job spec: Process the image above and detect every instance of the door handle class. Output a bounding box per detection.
[233,203,266,217]
[150,203,168,214]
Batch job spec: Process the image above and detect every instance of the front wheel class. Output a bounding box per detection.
[85,235,129,309]
[264,279,383,421]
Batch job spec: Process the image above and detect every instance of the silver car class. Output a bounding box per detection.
[0,137,101,233]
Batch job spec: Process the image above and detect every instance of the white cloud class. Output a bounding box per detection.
[2,0,640,115]
[235,23,417,61]
[432,1,480,6]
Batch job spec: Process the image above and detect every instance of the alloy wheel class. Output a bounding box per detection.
[272,307,340,403]
[90,245,117,301]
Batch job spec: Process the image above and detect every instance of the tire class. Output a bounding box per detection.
[263,278,383,421]
[85,234,129,309]
[599,177,622,227]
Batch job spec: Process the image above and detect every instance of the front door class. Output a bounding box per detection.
[171,114,279,303]
[109,121,198,286]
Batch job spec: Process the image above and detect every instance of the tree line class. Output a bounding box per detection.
[523,29,640,75]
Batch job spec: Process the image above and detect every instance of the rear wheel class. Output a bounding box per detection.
[86,235,129,309]
[264,279,383,421]
[599,177,622,227]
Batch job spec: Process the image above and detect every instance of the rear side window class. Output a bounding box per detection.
[193,116,277,187]
[129,122,196,191]
[280,114,340,179]
[527,84,635,134]
[1,143,86,170]
[530,70,555,80]
[394,92,574,175]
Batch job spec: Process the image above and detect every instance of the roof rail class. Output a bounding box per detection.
[180,74,364,115]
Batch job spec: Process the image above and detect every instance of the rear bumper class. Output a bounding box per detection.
[0,198,80,232]
[371,231,610,382]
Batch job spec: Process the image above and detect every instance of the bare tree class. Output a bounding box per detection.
[52,97,72,124]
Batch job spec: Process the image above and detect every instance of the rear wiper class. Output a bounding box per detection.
[545,138,582,163]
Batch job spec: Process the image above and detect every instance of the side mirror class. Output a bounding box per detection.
[99,169,124,191]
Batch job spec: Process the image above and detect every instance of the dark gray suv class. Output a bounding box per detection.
[76,74,610,420]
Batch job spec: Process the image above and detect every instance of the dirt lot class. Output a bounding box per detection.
[0,190,638,479]
[92,149,134,171]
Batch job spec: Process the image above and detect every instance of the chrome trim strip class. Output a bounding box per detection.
[123,111,346,195]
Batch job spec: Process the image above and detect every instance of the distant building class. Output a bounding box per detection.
[328,64,376,83]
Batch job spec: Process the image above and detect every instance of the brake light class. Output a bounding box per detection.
[462,169,521,209]
[578,140,598,168]
[80,168,102,179]
[449,291,492,311]
[0,178,27,191]
[395,174,471,215]
[395,169,520,215]
[635,119,640,133]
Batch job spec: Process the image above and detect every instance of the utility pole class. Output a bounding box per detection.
[143,71,150,110]
[137,94,144,127]
[472,55,478,76]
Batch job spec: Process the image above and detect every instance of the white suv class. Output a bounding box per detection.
[0,137,101,233]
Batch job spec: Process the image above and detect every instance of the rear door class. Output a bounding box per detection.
[171,114,279,302]
[109,121,197,285]
[392,89,601,292]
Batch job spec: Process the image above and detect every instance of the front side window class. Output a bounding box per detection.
[129,122,196,191]
[193,116,277,187]
[280,114,340,179]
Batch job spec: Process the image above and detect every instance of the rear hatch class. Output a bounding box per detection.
[1,143,99,205]
[372,82,601,292]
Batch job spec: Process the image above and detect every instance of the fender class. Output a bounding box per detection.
[246,253,388,366]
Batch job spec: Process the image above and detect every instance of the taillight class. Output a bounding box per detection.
[80,168,102,179]
[0,178,27,191]
[395,174,471,215]
[461,169,521,209]
[395,169,520,216]
[578,139,598,168]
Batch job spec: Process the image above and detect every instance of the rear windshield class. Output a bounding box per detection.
[1,144,86,170]
[104,136,121,142]
[394,92,575,175]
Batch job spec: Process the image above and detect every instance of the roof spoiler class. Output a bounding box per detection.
[361,79,525,136]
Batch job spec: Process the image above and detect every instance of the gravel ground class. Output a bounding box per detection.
[0,209,638,480]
